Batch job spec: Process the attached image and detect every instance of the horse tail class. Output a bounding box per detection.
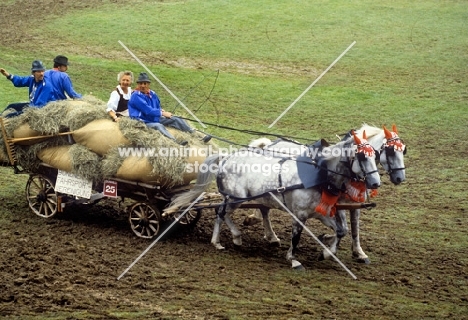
[164,154,220,214]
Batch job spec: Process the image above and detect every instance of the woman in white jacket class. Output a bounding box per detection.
[106,71,133,121]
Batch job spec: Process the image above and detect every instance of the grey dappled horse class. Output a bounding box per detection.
[334,124,406,263]
[165,132,381,270]
[246,124,407,264]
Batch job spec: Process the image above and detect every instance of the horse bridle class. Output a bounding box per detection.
[348,143,380,182]
[380,136,407,174]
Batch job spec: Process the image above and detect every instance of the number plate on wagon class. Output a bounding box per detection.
[103,180,118,198]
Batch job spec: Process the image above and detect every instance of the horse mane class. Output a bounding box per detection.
[355,123,382,139]
[354,123,385,150]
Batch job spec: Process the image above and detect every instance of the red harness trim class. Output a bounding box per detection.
[345,181,367,203]
[315,190,340,217]
[386,133,405,152]
[357,138,375,157]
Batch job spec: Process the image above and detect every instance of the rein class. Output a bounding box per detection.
[179,116,315,142]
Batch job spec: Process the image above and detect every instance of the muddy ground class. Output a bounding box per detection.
[0,0,467,319]
[0,166,466,319]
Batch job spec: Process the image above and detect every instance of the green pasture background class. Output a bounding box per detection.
[1,0,466,142]
[0,0,467,319]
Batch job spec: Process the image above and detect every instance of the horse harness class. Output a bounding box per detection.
[215,145,366,213]
[215,151,304,212]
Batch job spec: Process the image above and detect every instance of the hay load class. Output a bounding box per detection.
[72,119,131,156]
[1,96,216,188]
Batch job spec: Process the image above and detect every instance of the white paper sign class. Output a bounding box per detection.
[55,170,93,199]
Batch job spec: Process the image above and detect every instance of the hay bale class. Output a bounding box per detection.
[69,144,103,181]
[103,144,187,187]
[72,119,130,156]
[118,117,175,147]
[114,156,168,185]
[0,148,9,165]
[2,112,29,137]
[0,118,12,161]
[36,144,103,181]
[181,147,210,184]
[2,97,218,187]
[64,95,109,131]
[16,95,108,134]
[25,103,69,134]
[12,123,47,145]
[15,137,69,172]
[37,145,73,172]
[102,144,209,187]
[100,146,125,179]
[99,118,217,187]
[113,156,188,187]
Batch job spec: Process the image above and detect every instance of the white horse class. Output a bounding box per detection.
[335,124,406,263]
[165,132,381,270]
[245,124,406,263]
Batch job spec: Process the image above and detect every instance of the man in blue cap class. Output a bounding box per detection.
[45,55,82,101]
[128,72,193,145]
[1,60,54,117]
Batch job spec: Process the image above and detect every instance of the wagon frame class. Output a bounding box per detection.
[1,116,375,240]
[0,116,207,239]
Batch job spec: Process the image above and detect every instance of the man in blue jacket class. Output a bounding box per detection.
[128,72,192,145]
[45,55,82,101]
[1,60,54,117]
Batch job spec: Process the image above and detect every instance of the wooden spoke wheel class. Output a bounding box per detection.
[128,202,161,239]
[25,174,58,218]
[174,208,201,227]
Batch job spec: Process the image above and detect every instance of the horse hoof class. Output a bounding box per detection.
[233,237,242,246]
[292,260,305,271]
[264,236,281,246]
[213,243,225,250]
[269,241,281,247]
[354,257,371,264]
[293,264,305,271]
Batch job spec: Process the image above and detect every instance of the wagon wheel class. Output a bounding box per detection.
[128,202,161,239]
[25,174,58,218]
[173,208,201,227]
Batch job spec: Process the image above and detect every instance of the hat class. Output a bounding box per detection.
[31,60,46,72]
[53,55,69,66]
[136,72,151,83]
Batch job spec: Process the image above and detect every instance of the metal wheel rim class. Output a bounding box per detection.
[25,175,58,218]
[129,202,161,239]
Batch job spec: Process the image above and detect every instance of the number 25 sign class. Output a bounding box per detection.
[103,180,118,198]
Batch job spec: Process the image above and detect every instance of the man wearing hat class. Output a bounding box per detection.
[45,55,82,101]
[128,72,194,145]
[0,60,54,117]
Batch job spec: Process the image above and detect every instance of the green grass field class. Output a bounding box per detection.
[0,0,467,319]
[2,0,466,141]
